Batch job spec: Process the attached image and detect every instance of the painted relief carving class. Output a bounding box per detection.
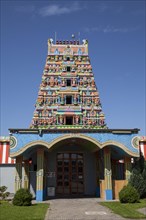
[30,39,107,129]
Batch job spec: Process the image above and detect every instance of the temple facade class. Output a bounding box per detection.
[9,39,141,201]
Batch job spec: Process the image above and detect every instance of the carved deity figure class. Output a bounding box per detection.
[91,79,95,87]
[62,78,65,86]
[75,115,79,124]
[61,94,64,103]
[95,97,99,105]
[87,98,91,105]
[42,81,46,88]
[50,77,54,87]
[72,78,76,86]
[48,117,52,125]
[43,93,47,103]
[99,113,105,125]
[37,97,43,106]
[80,78,83,85]
[44,119,47,125]
[59,115,64,124]
[74,94,77,103]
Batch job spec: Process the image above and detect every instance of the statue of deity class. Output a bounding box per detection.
[50,77,54,87]
[62,78,65,86]
[91,79,95,87]
[75,115,79,124]
[59,115,64,124]
[95,97,99,104]
[72,78,76,86]
[74,94,77,103]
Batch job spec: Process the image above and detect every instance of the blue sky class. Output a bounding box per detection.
[1,0,145,136]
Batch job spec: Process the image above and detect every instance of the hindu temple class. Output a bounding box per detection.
[9,38,140,201]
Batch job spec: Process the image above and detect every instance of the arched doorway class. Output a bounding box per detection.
[13,135,137,201]
[46,137,100,197]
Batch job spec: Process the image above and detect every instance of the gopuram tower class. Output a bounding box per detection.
[10,38,140,202]
[30,39,106,129]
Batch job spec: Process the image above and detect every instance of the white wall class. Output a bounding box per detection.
[0,165,15,193]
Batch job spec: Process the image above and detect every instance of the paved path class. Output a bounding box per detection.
[44,198,125,220]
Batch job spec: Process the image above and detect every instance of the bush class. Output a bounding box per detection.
[119,185,140,203]
[0,186,10,201]
[129,158,146,198]
[13,188,32,206]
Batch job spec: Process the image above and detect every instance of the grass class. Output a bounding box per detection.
[100,199,146,219]
[0,201,49,220]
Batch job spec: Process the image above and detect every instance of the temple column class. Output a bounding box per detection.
[15,156,23,192]
[80,115,82,125]
[23,160,29,189]
[104,148,112,200]
[36,149,44,201]
[124,157,131,181]
[96,152,100,197]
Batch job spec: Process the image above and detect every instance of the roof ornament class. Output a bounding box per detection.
[72,34,75,39]
[48,38,53,45]
[82,39,88,45]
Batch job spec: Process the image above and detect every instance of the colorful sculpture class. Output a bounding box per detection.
[30,39,107,129]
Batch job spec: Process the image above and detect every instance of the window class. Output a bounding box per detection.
[67,66,71,72]
[66,117,73,125]
[67,79,71,86]
[66,96,72,104]
[67,57,70,61]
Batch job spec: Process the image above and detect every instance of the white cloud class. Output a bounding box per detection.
[83,25,140,34]
[39,2,81,17]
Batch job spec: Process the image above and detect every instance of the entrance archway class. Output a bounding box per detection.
[13,135,135,201]
[46,137,100,197]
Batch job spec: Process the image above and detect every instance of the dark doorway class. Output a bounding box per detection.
[66,117,73,125]
[67,79,71,86]
[66,96,72,104]
[56,153,84,195]
[67,66,71,72]
[67,57,70,61]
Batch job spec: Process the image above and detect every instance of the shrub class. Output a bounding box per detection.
[0,186,10,201]
[13,188,32,206]
[129,158,146,198]
[119,185,140,203]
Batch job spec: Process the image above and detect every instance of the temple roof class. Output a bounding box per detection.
[30,38,106,130]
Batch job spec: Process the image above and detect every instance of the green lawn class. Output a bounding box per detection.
[100,199,146,219]
[0,201,49,220]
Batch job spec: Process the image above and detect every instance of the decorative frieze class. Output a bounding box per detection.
[30,39,107,129]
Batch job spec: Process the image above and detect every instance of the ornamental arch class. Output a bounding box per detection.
[12,134,135,201]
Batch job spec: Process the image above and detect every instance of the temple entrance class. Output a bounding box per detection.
[66,116,73,125]
[56,152,84,196]
[66,96,72,104]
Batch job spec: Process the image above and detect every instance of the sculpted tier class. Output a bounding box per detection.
[30,39,106,129]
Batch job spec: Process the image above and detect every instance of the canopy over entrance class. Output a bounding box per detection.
[9,128,139,158]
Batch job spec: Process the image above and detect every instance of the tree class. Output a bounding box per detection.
[129,154,146,198]
[0,186,10,202]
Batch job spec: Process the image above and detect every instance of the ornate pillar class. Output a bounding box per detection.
[57,115,58,125]
[96,152,100,197]
[15,156,23,192]
[36,149,44,201]
[124,157,131,181]
[23,160,29,189]
[104,148,112,200]
[80,115,82,125]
